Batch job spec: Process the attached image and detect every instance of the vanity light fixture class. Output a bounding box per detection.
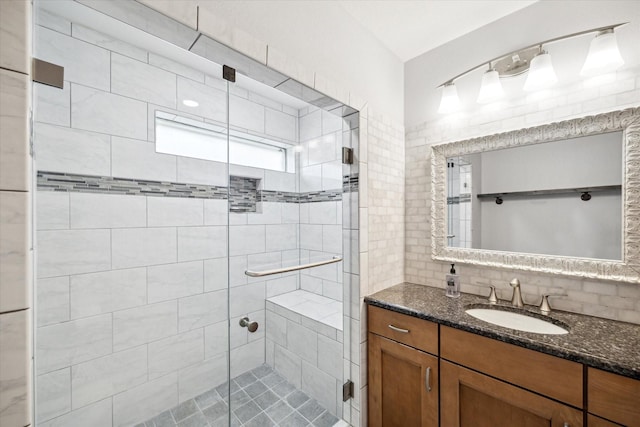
[477,66,504,104]
[437,82,460,114]
[581,29,625,76]
[523,48,557,92]
[437,23,627,113]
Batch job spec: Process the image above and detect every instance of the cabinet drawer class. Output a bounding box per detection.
[368,305,438,355]
[588,368,640,426]
[588,414,623,427]
[441,326,583,408]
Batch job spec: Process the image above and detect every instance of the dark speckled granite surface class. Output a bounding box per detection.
[365,282,640,380]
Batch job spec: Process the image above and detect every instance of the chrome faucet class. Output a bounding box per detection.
[509,278,524,308]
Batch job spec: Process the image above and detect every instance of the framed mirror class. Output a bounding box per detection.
[431,107,640,283]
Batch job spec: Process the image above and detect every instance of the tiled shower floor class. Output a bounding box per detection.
[138,364,341,427]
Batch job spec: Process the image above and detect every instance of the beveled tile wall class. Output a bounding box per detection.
[33,10,303,426]
[405,66,640,325]
[0,1,32,426]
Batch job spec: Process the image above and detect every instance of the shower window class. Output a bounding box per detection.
[155,111,294,172]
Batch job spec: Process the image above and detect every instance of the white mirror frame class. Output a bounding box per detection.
[431,107,640,284]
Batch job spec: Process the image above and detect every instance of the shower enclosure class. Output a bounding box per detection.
[32,2,359,426]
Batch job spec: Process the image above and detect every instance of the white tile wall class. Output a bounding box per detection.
[111,53,176,108]
[72,83,147,140]
[112,373,178,427]
[178,290,228,332]
[36,368,71,423]
[38,398,112,427]
[111,136,178,182]
[148,330,204,380]
[71,345,147,408]
[37,276,70,327]
[38,229,111,278]
[147,261,203,303]
[70,268,146,319]
[34,122,111,177]
[37,314,112,375]
[70,193,147,229]
[112,301,178,352]
[111,227,177,269]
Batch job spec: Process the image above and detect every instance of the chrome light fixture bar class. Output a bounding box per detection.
[437,23,627,113]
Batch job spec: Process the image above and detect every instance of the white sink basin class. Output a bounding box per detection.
[465,307,569,335]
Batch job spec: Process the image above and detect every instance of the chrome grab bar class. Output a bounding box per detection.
[245,256,343,277]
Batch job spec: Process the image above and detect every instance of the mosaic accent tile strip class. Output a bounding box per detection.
[447,194,471,205]
[37,171,228,199]
[259,190,300,204]
[37,172,358,204]
[230,175,258,213]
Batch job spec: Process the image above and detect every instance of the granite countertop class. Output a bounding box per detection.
[365,282,640,380]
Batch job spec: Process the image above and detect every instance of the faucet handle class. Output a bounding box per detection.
[539,293,567,315]
[487,286,498,304]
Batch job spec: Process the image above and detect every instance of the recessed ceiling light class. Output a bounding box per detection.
[182,99,199,107]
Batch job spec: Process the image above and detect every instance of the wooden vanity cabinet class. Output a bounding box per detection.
[440,326,583,427]
[588,368,640,426]
[367,305,439,427]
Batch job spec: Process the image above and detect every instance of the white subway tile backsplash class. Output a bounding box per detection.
[37,314,112,375]
[71,345,147,408]
[36,368,71,423]
[37,229,111,278]
[111,227,177,269]
[72,84,147,140]
[147,261,203,303]
[178,290,228,332]
[111,53,176,108]
[112,372,178,427]
[35,122,111,177]
[70,193,146,229]
[70,268,146,319]
[35,26,110,90]
[148,330,204,380]
[113,301,178,352]
[112,136,177,182]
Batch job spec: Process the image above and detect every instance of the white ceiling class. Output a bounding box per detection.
[339,1,538,62]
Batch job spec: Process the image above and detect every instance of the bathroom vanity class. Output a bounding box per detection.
[365,283,640,427]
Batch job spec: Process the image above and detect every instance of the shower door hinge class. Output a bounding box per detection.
[342,147,354,165]
[32,58,64,89]
[342,379,354,401]
[223,65,236,82]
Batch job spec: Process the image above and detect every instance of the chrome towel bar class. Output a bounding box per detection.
[245,256,343,277]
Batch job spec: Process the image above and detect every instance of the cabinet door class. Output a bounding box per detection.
[441,360,583,427]
[368,333,438,427]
